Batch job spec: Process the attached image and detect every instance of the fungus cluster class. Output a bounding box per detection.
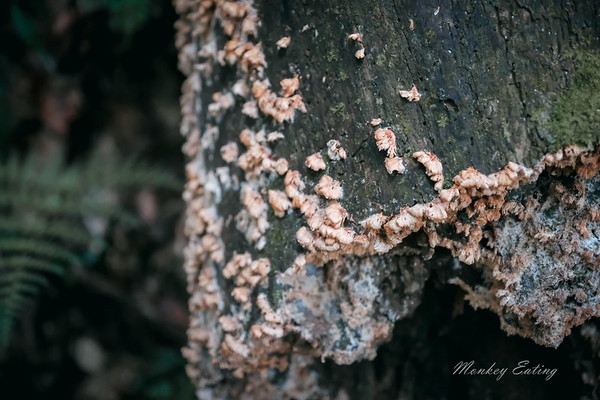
[373,127,406,174]
[176,0,309,385]
[290,144,598,280]
[216,250,290,378]
[276,36,291,50]
[413,151,444,190]
[208,91,235,117]
[268,189,292,217]
[326,139,347,160]
[219,38,266,74]
[449,149,600,347]
[385,157,406,174]
[234,128,294,248]
[315,175,343,200]
[251,78,306,123]
[220,142,239,163]
[305,153,327,171]
[399,84,421,101]
[223,253,270,307]
[347,32,366,59]
[373,128,397,157]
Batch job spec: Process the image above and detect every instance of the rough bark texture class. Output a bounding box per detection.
[175,0,599,398]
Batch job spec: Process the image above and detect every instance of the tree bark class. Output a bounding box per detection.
[175,0,599,398]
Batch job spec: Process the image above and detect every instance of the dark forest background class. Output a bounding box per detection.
[0,1,193,399]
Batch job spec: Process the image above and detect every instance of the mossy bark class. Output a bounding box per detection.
[205,0,599,268]
[254,0,597,203]
[180,0,599,398]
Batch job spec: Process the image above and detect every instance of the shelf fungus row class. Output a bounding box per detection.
[177,0,314,392]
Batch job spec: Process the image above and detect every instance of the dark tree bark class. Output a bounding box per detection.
[175,0,599,398]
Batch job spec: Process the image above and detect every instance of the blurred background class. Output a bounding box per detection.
[0,0,194,399]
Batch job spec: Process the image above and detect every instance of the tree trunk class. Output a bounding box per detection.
[175,0,599,398]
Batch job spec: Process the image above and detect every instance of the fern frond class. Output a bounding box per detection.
[0,149,179,346]
[0,238,79,265]
[0,269,51,287]
[0,256,65,276]
[0,154,181,194]
[0,218,90,247]
[0,268,48,346]
[0,192,139,225]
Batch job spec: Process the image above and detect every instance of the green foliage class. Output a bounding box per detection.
[0,151,180,346]
[9,0,157,56]
[78,0,158,36]
[549,50,600,150]
[133,349,195,400]
[10,4,45,53]
[0,82,11,161]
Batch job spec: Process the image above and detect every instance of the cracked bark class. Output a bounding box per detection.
[177,0,600,398]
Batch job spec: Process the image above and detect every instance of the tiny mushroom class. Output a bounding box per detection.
[326,139,347,160]
[220,142,239,163]
[315,175,343,200]
[276,36,291,50]
[305,153,327,171]
[413,151,444,191]
[399,85,421,102]
[268,190,292,217]
[280,76,300,97]
[385,157,406,174]
[374,128,397,157]
[347,32,363,42]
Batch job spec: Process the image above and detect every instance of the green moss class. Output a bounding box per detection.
[330,102,349,119]
[549,50,600,149]
[425,30,436,42]
[338,70,349,81]
[330,102,345,114]
[437,114,449,128]
[375,54,387,67]
[326,49,339,63]
[395,116,414,136]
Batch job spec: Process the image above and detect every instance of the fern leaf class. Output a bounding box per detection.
[0,154,181,194]
[0,218,90,247]
[0,255,65,276]
[0,238,79,266]
[0,149,179,346]
[0,270,51,288]
[0,192,139,225]
[0,269,45,346]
